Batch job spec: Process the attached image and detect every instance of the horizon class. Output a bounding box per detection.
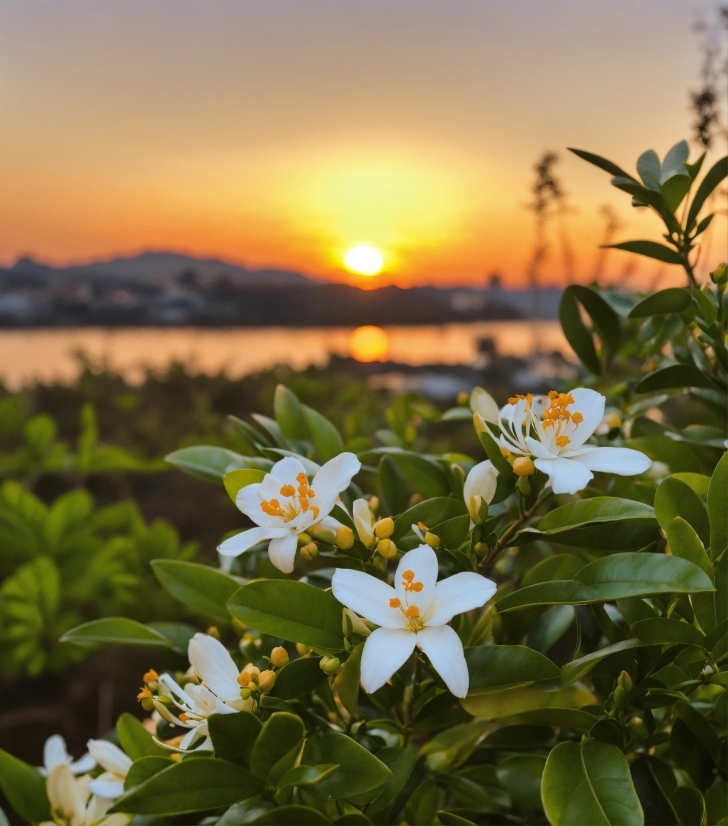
[1,0,726,289]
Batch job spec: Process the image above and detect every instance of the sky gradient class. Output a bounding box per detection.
[0,0,724,287]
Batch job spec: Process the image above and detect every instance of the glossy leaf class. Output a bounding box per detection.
[542,739,643,825]
[250,713,304,782]
[151,559,241,619]
[0,748,50,825]
[670,787,705,826]
[228,580,345,650]
[606,240,683,265]
[567,148,636,180]
[110,758,261,815]
[335,642,363,715]
[117,712,169,760]
[461,684,594,721]
[165,446,250,481]
[496,754,546,811]
[707,452,727,558]
[561,639,649,685]
[625,436,702,473]
[686,156,728,227]
[391,497,467,541]
[60,617,176,649]
[251,806,330,825]
[635,364,716,393]
[654,478,710,546]
[631,617,704,646]
[208,711,263,768]
[124,757,175,790]
[223,468,267,503]
[301,732,393,800]
[628,288,691,318]
[274,385,308,440]
[465,645,560,694]
[302,404,344,461]
[270,656,326,700]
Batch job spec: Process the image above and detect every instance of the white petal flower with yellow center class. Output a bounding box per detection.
[86,741,132,800]
[156,633,254,753]
[41,763,129,826]
[39,735,96,777]
[218,453,361,573]
[463,460,498,526]
[332,546,496,698]
[498,389,651,495]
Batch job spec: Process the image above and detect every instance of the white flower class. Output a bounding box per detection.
[156,633,253,752]
[39,735,95,777]
[463,460,498,525]
[331,546,496,698]
[41,764,128,826]
[470,387,500,424]
[86,741,132,800]
[498,389,652,495]
[218,453,361,573]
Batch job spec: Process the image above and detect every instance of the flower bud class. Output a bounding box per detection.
[373,553,387,570]
[457,390,469,406]
[613,685,627,710]
[424,532,441,549]
[206,626,221,640]
[474,541,488,556]
[270,646,289,668]
[320,656,341,675]
[517,476,531,495]
[376,538,398,559]
[237,670,251,687]
[335,526,354,549]
[513,457,535,477]
[374,517,394,539]
[618,670,633,693]
[710,262,727,284]
[368,496,380,512]
[499,446,512,458]
[152,698,176,724]
[296,643,311,656]
[297,532,312,546]
[239,686,252,700]
[143,669,159,684]
[300,542,318,561]
[258,670,277,693]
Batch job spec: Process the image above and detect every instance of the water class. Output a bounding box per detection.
[0,321,568,389]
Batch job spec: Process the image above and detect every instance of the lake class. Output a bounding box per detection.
[0,321,568,389]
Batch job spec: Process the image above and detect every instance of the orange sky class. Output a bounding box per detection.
[0,0,725,288]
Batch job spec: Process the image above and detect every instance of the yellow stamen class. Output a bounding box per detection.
[572,412,583,424]
[556,435,571,447]
[279,484,296,497]
[404,605,420,618]
[389,598,401,608]
[261,498,285,518]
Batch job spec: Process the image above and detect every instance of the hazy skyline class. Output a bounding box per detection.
[0,0,724,287]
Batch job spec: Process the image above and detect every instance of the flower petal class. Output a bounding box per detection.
[360,627,417,694]
[394,545,439,616]
[87,774,126,799]
[188,633,240,700]
[535,456,593,495]
[568,446,652,476]
[270,456,309,487]
[86,740,132,776]
[268,531,299,573]
[470,388,500,423]
[237,482,284,528]
[463,461,498,518]
[68,753,96,775]
[353,498,374,546]
[46,764,87,819]
[311,452,361,515]
[217,526,287,557]
[416,624,469,697]
[427,572,497,626]
[331,569,404,629]
[566,388,605,448]
[525,436,558,460]
[43,734,71,772]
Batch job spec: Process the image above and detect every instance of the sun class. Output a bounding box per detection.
[343,245,384,276]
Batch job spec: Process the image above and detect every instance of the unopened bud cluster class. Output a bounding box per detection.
[236,663,277,698]
[320,655,341,675]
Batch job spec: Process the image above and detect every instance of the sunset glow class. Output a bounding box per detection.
[349,326,390,362]
[344,245,384,276]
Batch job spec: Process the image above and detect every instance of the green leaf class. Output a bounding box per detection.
[251,806,331,825]
[60,617,176,649]
[567,148,637,181]
[674,702,722,764]
[366,746,419,816]
[655,478,710,545]
[378,455,411,515]
[542,739,643,825]
[223,469,267,503]
[631,756,679,826]
[124,756,175,790]
[561,639,650,685]
[478,428,516,478]
[165,446,250,481]
[274,385,308,440]
[635,364,716,393]
[606,240,683,265]
[301,732,393,800]
[228,580,345,650]
[628,288,692,318]
[436,813,476,825]
[117,713,169,760]
[631,617,704,646]
[276,763,340,791]
[670,786,705,826]
[523,554,586,585]
[687,156,728,227]
[461,685,594,722]
[559,287,599,374]
[391,498,467,541]
[270,656,326,700]
[0,748,50,824]
[465,645,559,694]
[496,552,713,612]
[250,713,304,782]
[111,758,261,815]
[625,436,702,474]
[208,711,263,768]
[151,559,241,619]
[539,497,655,531]
[335,643,363,715]
[707,452,728,558]
[705,780,728,825]
[496,754,546,811]
[665,518,712,579]
[386,452,451,499]
[302,404,345,461]
[661,174,692,213]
